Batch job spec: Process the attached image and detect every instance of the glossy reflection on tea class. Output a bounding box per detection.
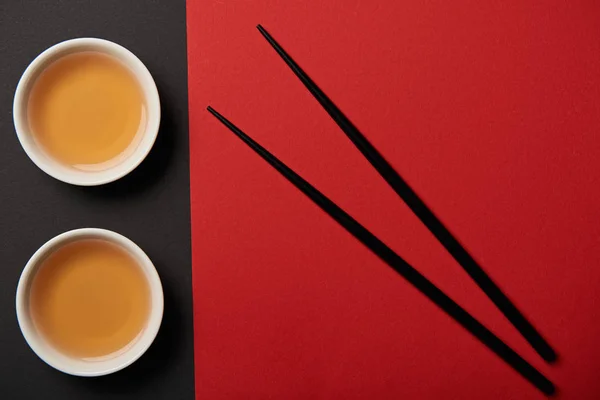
[29,239,150,359]
[27,51,146,170]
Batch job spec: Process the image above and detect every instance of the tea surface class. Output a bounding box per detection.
[30,239,150,359]
[27,51,146,169]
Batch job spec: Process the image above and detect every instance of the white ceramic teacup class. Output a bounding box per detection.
[16,228,164,376]
[13,38,161,186]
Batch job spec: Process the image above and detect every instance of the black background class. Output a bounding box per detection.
[0,1,194,398]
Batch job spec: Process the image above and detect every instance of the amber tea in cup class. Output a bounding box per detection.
[27,51,147,171]
[14,38,161,186]
[29,239,151,359]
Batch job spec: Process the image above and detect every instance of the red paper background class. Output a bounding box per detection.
[187,1,600,398]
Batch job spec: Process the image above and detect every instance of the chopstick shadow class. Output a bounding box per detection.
[207,105,556,396]
[356,141,559,363]
[64,274,184,394]
[256,24,557,364]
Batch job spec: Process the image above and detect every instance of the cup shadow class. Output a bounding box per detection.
[63,92,177,200]
[51,88,187,392]
[63,275,184,393]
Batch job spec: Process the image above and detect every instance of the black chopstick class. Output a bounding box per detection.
[256,24,556,364]
[206,106,555,396]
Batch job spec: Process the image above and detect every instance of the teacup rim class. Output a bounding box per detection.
[12,37,161,186]
[15,228,164,376]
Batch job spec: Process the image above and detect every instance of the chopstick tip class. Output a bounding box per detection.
[206,106,218,117]
[545,381,557,397]
[256,24,269,38]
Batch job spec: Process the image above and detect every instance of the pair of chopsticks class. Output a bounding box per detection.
[207,25,556,395]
